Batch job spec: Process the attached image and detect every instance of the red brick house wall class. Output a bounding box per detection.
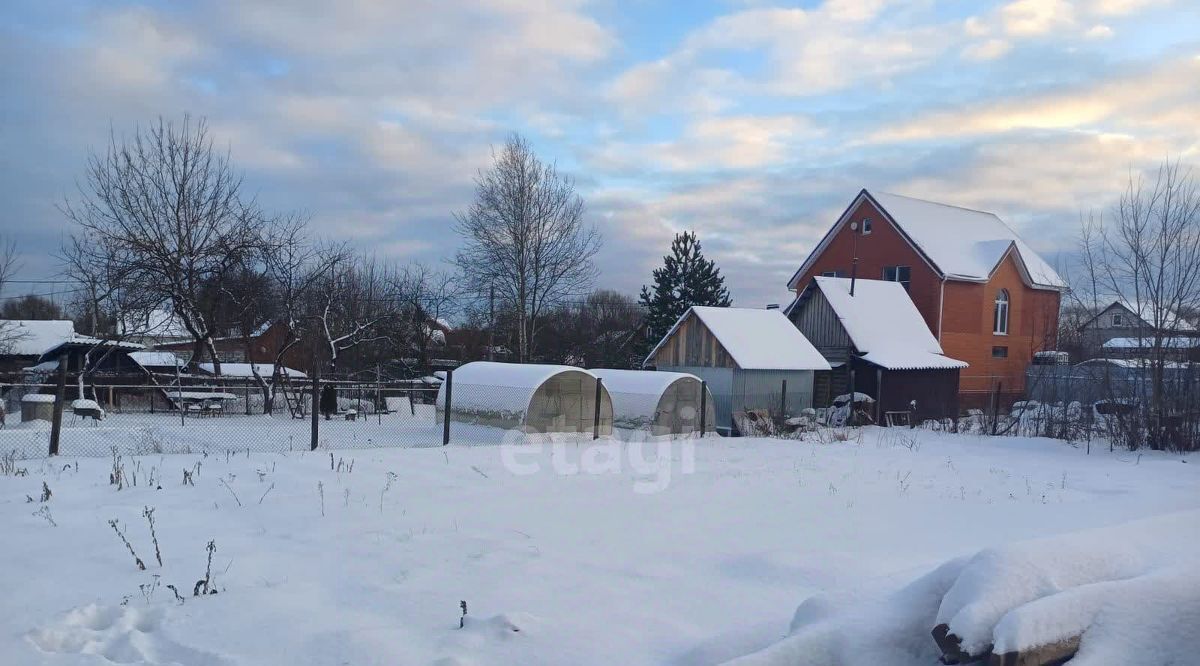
[794,198,943,335]
[941,252,1060,402]
[792,196,1061,408]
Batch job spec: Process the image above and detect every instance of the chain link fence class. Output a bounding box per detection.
[0,368,728,459]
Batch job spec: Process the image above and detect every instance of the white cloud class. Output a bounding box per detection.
[960,0,1167,58]
[1000,0,1076,36]
[1089,0,1174,16]
[870,55,1200,144]
[964,38,1014,60]
[609,0,951,112]
[641,115,822,172]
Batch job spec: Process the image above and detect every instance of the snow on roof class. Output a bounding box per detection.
[1108,299,1196,332]
[590,368,698,396]
[814,277,968,370]
[437,361,601,415]
[590,368,708,423]
[868,191,1065,288]
[196,363,307,379]
[1077,357,1192,370]
[787,190,1066,291]
[446,361,593,390]
[646,307,831,371]
[0,320,77,356]
[128,351,185,368]
[1102,336,1200,349]
[168,391,239,401]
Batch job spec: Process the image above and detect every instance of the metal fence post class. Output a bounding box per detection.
[49,353,68,456]
[990,380,1002,435]
[780,379,788,419]
[592,377,603,440]
[310,365,320,451]
[442,369,453,446]
[699,380,708,436]
[848,368,857,426]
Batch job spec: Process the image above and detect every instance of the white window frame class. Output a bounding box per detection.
[861,218,872,235]
[994,289,1010,335]
[882,265,911,290]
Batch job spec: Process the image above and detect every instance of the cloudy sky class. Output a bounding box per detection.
[2,0,1198,308]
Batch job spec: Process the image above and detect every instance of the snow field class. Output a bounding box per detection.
[1,428,1197,665]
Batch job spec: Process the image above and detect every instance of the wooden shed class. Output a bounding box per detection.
[787,277,967,423]
[643,306,830,434]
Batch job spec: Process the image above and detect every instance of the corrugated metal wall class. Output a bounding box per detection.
[664,366,815,433]
[734,369,815,418]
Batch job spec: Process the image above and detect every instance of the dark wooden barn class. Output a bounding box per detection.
[787,277,967,424]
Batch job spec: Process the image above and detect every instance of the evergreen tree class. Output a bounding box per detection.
[638,231,731,352]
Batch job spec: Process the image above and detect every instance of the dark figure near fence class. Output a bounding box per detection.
[320,384,337,420]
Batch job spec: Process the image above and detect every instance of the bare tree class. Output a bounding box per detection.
[1076,160,1200,450]
[249,221,347,412]
[303,250,398,373]
[394,263,458,374]
[60,115,265,375]
[538,290,645,368]
[454,133,600,362]
[0,237,23,354]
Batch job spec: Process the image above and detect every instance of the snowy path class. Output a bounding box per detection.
[1,429,1196,664]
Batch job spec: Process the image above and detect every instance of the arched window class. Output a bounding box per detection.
[993,289,1010,335]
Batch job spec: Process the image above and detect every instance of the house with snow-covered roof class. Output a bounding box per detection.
[0,320,78,372]
[0,319,144,375]
[643,306,830,434]
[788,277,967,423]
[1078,299,1198,360]
[785,189,1064,408]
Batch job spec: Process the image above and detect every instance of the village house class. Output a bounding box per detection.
[786,189,1065,408]
[1078,299,1198,361]
[643,306,830,434]
[787,277,967,423]
[0,319,79,374]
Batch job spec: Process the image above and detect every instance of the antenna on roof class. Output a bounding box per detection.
[849,220,860,297]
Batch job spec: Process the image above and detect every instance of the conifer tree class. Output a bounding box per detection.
[639,231,731,354]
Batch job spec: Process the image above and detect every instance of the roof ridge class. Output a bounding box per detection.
[872,190,1002,219]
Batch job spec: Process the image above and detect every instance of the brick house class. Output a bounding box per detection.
[785,190,1065,407]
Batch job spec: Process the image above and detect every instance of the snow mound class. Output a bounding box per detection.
[435,612,543,665]
[725,558,968,666]
[934,509,1200,661]
[28,603,228,665]
[729,510,1200,666]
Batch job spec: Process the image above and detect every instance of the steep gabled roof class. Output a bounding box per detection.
[1076,299,1197,332]
[787,189,1066,291]
[644,306,830,371]
[806,277,967,371]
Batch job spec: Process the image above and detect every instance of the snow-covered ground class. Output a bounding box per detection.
[2,428,1197,665]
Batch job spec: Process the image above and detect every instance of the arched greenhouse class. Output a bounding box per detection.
[590,369,716,436]
[437,362,613,435]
